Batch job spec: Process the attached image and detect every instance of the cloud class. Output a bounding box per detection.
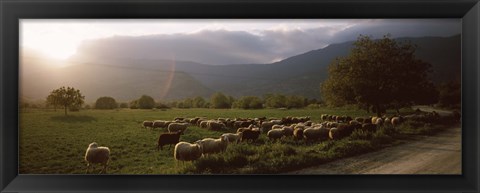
[73,19,461,65]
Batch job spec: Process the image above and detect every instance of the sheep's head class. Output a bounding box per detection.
[88,142,98,149]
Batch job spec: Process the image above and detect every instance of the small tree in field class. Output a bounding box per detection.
[321,34,438,116]
[95,96,118,109]
[137,95,155,109]
[46,86,85,115]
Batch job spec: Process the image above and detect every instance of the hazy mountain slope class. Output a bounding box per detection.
[20,57,214,102]
[21,35,460,101]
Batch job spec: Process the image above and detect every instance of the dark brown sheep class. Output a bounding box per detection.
[157,131,182,151]
[240,129,260,142]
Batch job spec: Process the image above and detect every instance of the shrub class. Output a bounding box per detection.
[95,96,118,109]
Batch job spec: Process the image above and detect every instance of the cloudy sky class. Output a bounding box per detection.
[21,19,460,65]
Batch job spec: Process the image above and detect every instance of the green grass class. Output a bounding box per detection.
[20,107,446,174]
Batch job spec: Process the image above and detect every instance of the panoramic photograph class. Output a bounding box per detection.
[19,19,461,174]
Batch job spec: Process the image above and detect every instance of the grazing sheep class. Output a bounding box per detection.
[303,126,329,142]
[282,126,294,136]
[374,117,384,125]
[270,119,283,125]
[362,123,377,132]
[329,124,355,140]
[391,117,401,127]
[240,129,260,142]
[321,114,328,121]
[174,142,202,163]
[304,121,313,126]
[371,116,380,124]
[261,121,275,133]
[293,128,304,140]
[143,121,153,129]
[208,121,226,131]
[354,117,364,123]
[85,142,110,174]
[152,120,167,128]
[221,133,243,144]
[267,129,285,141]
[271,124,283,130]
[199,120,209,128]
[196,136,229,155]
[167,123,188,134]
[157,131,182,151]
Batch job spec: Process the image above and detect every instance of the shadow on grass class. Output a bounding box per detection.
[50,115,97,123]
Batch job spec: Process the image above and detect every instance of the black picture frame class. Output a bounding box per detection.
[1,0,479,192]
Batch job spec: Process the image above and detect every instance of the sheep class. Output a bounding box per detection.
[143,121,153,129]
[157,131,182,151]
[240,129,260,142]
[174,142,203,164]
[271,124,283,130]
[321,114,328,121]
[167,123,188,134]
[362,123,377,132]
[270,119,283,125]
[221,133,243,144]
[196,136,229,155]
[84,142,110,174]
[267,129,285,141]
[303,126,329,142]
[282,126,294,136]
[391,117,402,127]
[152,120,167,128]
[293,128,304,140]
[374,117,384,125]
[260,121,275,133]
[302,121,311,126]
[199,120,209,128]
[208,121,226,131]
[329,124,355,140]
[354,117,364,123]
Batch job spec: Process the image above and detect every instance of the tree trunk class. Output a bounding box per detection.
[64,105,68,116]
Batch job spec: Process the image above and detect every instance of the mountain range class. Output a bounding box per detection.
[20,35,461,103]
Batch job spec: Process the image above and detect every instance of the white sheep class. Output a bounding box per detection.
[374,117,384,125]
[391,117,401,127]
[196,136,229,155]
[168,123,189,134]
[143,121,153,129]
[174,142,203,165]
[84,142,110,174]
[221,133,243,144]
[267,128,285,141]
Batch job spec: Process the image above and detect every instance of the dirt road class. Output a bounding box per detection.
[289,109,461,174]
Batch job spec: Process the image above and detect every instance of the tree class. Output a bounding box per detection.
[95,96,118,109]
[321,34,438,116]
[210,92,232,109]
[192,96,207,108]
[46,86,85,115]
[264,94,286,108]
[233,96,263,109]
[119,103,129,108]
[137,95,155,109]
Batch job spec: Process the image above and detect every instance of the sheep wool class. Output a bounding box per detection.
[174,142,202,162]
[84,142,110,173]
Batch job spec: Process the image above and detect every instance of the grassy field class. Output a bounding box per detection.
[20,107,445,174]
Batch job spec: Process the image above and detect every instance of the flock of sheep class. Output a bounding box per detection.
[84,111,442,173]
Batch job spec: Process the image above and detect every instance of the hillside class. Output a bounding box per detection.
[21,35,461,101]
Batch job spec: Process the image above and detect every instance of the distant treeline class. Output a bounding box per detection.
[126,92,321,110]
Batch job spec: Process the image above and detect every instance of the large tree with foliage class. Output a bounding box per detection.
[210,92,232,109]
[46,86,85,115]
[321,34,438,116]
[137,95,155,109]
[233,96,263,109]
[95,96,118,109]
